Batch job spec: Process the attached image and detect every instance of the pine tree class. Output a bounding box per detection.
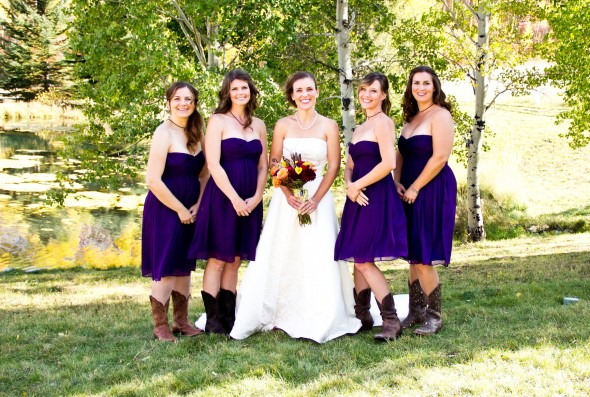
[0,0,71,100]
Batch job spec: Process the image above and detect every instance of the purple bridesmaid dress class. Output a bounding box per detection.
[142,151,205,281]
[189,138,263,262]
[398,135,457,266]
[335,141,408,263]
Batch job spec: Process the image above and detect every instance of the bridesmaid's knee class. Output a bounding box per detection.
[206,258,225,272]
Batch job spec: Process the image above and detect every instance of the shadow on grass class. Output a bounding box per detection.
[1,251,589,396]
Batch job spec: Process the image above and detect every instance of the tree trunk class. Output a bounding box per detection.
[466,9,489,241]
[336,0,355,145]
[206,17,219,68]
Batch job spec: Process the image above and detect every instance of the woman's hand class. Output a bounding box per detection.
[244,194,262,213]
[347,182,369,206]
[188,203,199,222]
[299,197,318,215]
[394,180,406,199]
[231,197,251,216]
[402,185,419,204]
[178,208,194,224]
[281,186,302,210]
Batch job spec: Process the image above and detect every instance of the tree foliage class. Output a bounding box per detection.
[545,0,590,148]
[0,0,71,100]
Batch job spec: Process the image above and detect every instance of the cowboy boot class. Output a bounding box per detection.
[374,293,403,342]
[353,288,374,332]
[401,279,426,329]
[218,289,237,333]
[149,295,177,342]
[201,291,226,334]
[171,290,203,336]
[415,284,442,336]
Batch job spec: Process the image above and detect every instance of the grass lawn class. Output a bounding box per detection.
[1,233,589,396]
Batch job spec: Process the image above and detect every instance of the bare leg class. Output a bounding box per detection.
[408,263,420,283]
[203,258,225,296]
[151,276,175,304]
[220,256,241,293]
[353,262,390,302]
[172,276,191,297]
[414,264,439,295]
[353,266,370,292]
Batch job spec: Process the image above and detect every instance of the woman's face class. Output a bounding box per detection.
[291,77,318,110]
[229,79,251,107]
[411,71,435,104]
[168,86,195,118]
[358,80,386,111]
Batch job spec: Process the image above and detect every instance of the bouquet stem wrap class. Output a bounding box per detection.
[293,188,311,226]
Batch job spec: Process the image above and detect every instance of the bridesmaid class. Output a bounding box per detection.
[395,66,457,335]
[142,81,208,342]
[189,69,268,334]
[334,72,408,342]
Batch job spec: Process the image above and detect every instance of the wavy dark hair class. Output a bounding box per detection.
[358,72,391,115]
[284,71,317,107]
[214,69,259,129]
[166,81,203,153]
[402,66,452,123]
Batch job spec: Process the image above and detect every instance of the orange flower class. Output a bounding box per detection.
[277,168,289,179]
[272,177,282,187]
[270,165,280,175]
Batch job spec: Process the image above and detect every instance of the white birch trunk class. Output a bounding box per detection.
[466,9,489,241]
[336,0,355,145]
[206,17,220,68]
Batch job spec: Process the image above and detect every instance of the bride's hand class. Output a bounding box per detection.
[281,186,302,210]
[299,197,318,215]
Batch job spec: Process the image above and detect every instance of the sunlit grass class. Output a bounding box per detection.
[1,234,588,396]
[0,101,84,122]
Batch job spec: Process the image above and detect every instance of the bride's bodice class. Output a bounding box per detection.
[282,138,328,177]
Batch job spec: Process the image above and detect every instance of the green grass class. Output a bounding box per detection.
[1,233,589,396]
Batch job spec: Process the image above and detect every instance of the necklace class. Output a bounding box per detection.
[229,111,246,127]
[168,118,186,129]
[419,103,435,113]
[366,111,383,119]
[295,111,318,130]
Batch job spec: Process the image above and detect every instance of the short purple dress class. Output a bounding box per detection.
[398,135,457,266]
[142,152,205,281]
[189,138,263,262]
[334,141,408,263]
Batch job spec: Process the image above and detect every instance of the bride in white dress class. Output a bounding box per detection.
[229,72,363,343]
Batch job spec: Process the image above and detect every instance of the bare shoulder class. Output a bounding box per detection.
[273,116,292,134]
[252,116,267,130]
[153,123,171,139]
[431,106,453,124]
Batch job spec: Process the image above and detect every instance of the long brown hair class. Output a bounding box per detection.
[214,69,259,129]
[358,72,391,115]
[166,81,203,153]
[402,66,452,123]
[284,71,317,107]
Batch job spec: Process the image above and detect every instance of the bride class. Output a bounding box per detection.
[229,71,363,343]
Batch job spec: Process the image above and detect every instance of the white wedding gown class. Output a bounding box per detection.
[230,138,363,343]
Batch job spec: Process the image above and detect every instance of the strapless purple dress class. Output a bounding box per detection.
[142,151,205,281]
[334,141,408,263]
[398,135,457,266]
[189,138,263,262]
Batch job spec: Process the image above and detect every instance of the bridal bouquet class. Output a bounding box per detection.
[271,152,316,226]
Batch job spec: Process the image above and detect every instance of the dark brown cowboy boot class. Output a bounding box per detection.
[374,293,403,342]
[171,290,204,336]
[149,295,177,342]
[401,279,426,329]
[218,289,237,333]
[353,288,374,332]
[201,291,227,334]
[415,284,442,336]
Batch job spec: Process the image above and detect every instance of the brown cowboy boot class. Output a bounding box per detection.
[353,288,374,332]
[171,290,203,336]
[374,293,403,342]
[149,295,177,342]
[218,289,237,333]
[201,291,227,334]
[401,279,426,330]
[415,284,442,336]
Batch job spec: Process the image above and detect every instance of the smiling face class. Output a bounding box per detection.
[358,80,386,112]
[291,77,319,110]
[411,71,435,105]
[168,86,195,119]
[229,79,251,107]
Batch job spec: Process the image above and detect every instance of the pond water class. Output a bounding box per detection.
[0,124,145,271]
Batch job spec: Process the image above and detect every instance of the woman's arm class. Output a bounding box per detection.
[394,149,405,198]
[245,119,269,211]
[188,137,210,220]
[402,109,454,202]
[300,119,341,215]
[145,127,193,223]
[205,114,250,216]
[270,118,300,210]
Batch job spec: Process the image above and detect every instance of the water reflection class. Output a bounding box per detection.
[0,125,144,271]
